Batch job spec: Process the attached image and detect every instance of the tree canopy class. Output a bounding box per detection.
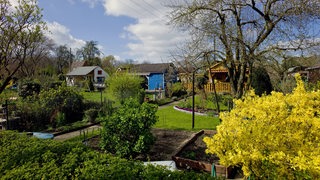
[169,0,320,98]
[76,41,102,66]
[0,0,47,93]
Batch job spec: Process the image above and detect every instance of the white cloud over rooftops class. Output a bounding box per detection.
[45,21,86,51]
[103,0,189,63]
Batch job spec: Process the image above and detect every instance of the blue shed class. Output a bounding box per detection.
[130,63,177,91]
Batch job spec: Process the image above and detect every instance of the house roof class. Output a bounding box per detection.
[131,63,173,74]
[306,63,320,70]
[66,66,98,76]
[70,61,88,70]
[209,62,228,73]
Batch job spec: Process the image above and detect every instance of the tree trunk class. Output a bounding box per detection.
[0,76,12,94]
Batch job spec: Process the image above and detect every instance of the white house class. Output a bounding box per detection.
[66,66,108,87]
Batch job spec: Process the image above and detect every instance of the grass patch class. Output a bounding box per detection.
[65,128,101,143]
[81,90,121,107]
[178,95,232,111]
[81,91,106,102]
[155,105,220,131]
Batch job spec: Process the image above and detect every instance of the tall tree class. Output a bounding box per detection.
[18,37,54,78]
[77,41,101,66]
[0,0,46,93]
[101,55,118,75]
[55,45,73,74]
[169,0,320,98]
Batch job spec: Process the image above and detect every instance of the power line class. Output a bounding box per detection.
[117,1,147,18]
[141,0,165,18]
[128,0,159,19]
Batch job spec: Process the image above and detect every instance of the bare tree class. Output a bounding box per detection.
[18,37,54,78]
[54,45,74,74]
[168,0,320,98]
[0,0,46,93]
[101,55,118,75]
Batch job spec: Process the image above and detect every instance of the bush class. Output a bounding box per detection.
[39,85,84,126]
[172,82,187,97]
[100,98,158,158]
[18,81,41,98]
[84,108,99,123]
[204,74,320,179]
[107,73,144,104]
[251,66,273,96]
[15,100,51,131]
[0,131,216,179]
[86,79,94,92]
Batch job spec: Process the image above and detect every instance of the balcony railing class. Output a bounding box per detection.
[184,82,231,94]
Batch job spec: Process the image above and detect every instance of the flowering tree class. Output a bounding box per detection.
[0,0,46,93]
[204,74,320,179]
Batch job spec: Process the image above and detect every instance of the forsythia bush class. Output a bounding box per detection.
[204,74,320,179]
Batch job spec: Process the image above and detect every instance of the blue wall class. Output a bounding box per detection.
[148,73,164,90]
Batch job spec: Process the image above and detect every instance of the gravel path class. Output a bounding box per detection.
[54,125,101,141]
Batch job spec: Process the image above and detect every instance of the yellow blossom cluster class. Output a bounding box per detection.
[204,74,320,179]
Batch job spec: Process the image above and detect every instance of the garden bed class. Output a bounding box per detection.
[172,130,237,178]
[86,128,239,178]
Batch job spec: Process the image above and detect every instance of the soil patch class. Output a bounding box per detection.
[86,128,196,161]
[177,131,219,164]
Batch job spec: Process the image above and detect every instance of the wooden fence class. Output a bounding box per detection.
[184,82,231,94]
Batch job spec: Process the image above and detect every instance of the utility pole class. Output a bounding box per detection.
[192,71,195,129]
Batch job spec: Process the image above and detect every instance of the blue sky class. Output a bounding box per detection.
[35,0,187,63]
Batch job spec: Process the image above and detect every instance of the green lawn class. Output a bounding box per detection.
[81,90,121,106]
[155,105,220,131]
[81,91,107,102]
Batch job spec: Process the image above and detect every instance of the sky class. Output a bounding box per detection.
[36,0,188,63]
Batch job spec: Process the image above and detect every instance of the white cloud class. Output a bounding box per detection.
[81,0,101,8]
[103,0,188,63]
[45,21,86,51]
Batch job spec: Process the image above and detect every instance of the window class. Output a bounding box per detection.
[98,70,102,75]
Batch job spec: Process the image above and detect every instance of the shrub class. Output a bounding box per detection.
[86,78,94,92]
[171,82,187,97]
[204,74,320,179]
[15,100,50,131]
[100,98,158,158]
[18,81,41,98]
[39,85,84,126]
[84,108,99,123]
[107,72,144,104]
[0,131,215,179]
[251,66,273,96]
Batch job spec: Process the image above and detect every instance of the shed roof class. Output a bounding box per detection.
[131,63,173,74]
[66,66,98,76]
[70,61,88,70]
[306,63,320,70]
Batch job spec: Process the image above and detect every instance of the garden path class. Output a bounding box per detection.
[53,125,101,141]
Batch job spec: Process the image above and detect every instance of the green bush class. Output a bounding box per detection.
[39,85,84,126]
[15,100,51,131]
[100,98,158,158]
[172,82,187,97]
[251,66,273,96]
[18,81,41,98]
[84,108,99,123]
[0,131,216,179]
[86,79,94,92]
[107,72,144,104]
